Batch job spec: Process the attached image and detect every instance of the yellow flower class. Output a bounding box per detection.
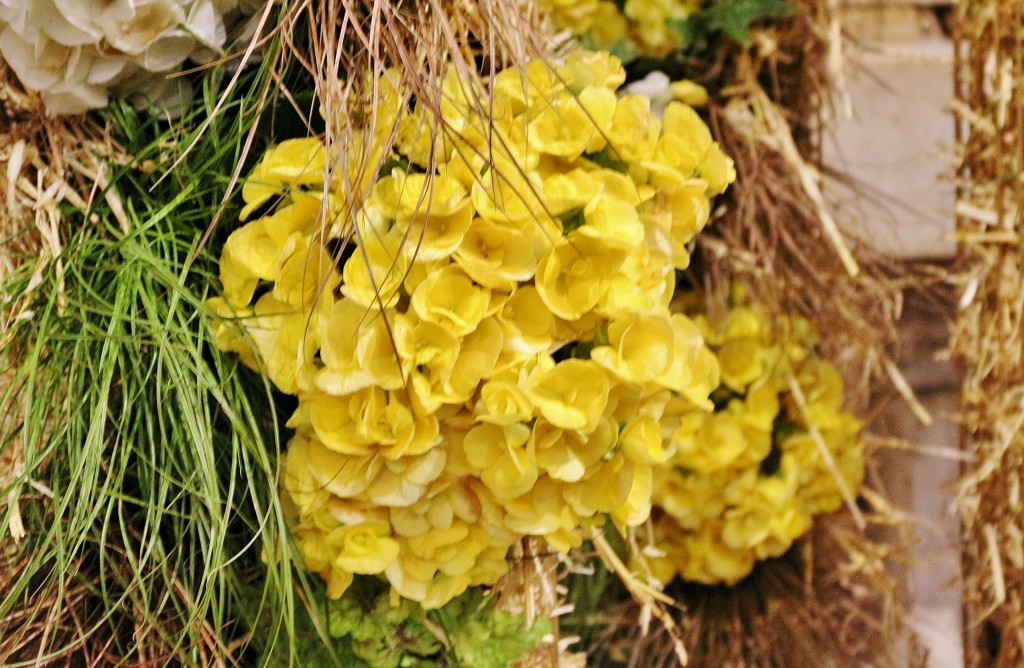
[527,86,617,159]
[730,378,781,432]
[591,313,676,386]
[240,138,326,220]
[535,234,625,320]
[662,102,714,156]
[659,181,712,266]
[503,477,582,549]
[653,467,727,528]
[532,416,616,482]
[700,142,737,196]
[465,422,538,500]
[245,294,322,395]
[562,451,635,518]
[474,372,535,426]
[619,415,669,465]
[527,358,610,433]
[394,311,458,373]
[717,337,764,393]
[789,358,847,429]
[296,528,355,598]
[287,432,382,501]
[601,245,674,315]
[214,54,743,606]
[605,94,660,165]
[586,2,629,50]
[453,216,537,290]
[218,221,276,307]
[539,0,602,35]
[668,314,721,409]
[388,170,474,261]
[576,193,645,251]
[612,460,653,528]
[556,50,627,94]
[272,236,342,310]
[470,161,542,225]
[438,317,505,405]
[307,387,440,460]
[341,231,409,309]
[317,299,404,396]
[541,168,602,218]
[672,411,750,474]
[364,448,448,508]
[495,286,558,360]
[326,521,401,574]
[410,264,490,337]
[721,475,808,558]
[679,526,757,585]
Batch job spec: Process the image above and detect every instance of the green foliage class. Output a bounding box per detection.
[668,0,794,53]
[437,588,551,668]
[260,578,550,668]
[0,22,323,665]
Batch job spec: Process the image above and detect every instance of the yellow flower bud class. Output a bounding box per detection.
[670,80,709,107]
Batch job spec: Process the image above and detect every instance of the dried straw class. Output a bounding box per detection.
[588,505,923,667]
[951,1,1024,665]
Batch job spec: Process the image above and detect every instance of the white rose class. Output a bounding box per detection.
[0,28,112,113]
[102,0,187,56]
[0,0,241,115]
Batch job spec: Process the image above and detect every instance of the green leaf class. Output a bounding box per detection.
[668,0,794,53]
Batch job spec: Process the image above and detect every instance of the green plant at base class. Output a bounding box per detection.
[260,577,550,668]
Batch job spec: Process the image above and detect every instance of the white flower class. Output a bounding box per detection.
[0,0,246,115]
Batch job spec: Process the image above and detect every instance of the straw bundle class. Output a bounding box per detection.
[952,1,1024,666]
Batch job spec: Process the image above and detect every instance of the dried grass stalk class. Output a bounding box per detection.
[951,2,1024,666]
[588,506,923,668]
[494,537,588,668]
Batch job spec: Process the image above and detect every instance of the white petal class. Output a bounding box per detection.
[185,0,226,50]
[139,29,192,70]
[87,54,128,85]
[103,0,184,55]
[0,28,65,90]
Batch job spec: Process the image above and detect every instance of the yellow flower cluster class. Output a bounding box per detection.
[210,51,735,608]
[643,289,864,586]
[539,0,701,59]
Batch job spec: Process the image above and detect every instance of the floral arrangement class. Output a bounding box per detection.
[209,50,736,609]
[642,287,864,585]
[0,0,254,114]
[1,0,911,663]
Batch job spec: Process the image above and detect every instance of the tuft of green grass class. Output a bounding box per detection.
[0,22,325,666]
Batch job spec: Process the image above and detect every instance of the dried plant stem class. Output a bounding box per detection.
[952,1,1024,665]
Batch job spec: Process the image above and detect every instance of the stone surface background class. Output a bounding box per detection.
[826,2,960,666]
